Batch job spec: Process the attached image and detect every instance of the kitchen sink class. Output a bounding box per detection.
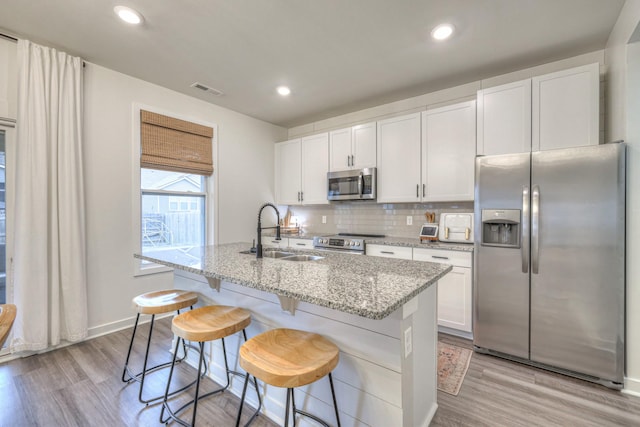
[239,250,324,262]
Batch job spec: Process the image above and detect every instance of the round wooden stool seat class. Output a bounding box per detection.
[172,305,251,342]
[133,289,198,315]
[239,328,339,389]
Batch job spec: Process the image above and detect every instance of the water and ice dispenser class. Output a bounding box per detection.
[481,209,521,248]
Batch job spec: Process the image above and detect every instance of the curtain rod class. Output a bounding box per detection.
[0,31,85,67]
[0,32,18,42]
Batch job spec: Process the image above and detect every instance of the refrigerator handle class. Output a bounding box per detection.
[522,185,530,273]
[532,184,540,274]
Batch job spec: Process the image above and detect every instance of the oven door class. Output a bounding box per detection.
[327,168,376,201]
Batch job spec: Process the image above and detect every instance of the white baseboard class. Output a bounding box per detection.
[87,312,173,340]
[423,402,439,427]
[623,376,640,397]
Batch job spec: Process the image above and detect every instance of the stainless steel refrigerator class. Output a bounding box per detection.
[473,142,625,389]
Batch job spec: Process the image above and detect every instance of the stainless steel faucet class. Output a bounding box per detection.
[256,203,281,258]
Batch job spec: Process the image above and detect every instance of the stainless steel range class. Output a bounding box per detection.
[313,233,385,253]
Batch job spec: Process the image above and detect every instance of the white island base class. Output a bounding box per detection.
[173,269,438,427]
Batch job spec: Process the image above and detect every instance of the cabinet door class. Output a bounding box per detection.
[301,133,329,205]
[436,266,472,333]
[329,127,351,171]
[275,139,301,205]
[422,101,476,202]
[413,248,472,334]
[352,122,377,168]
[532,63,600,151]
[376,113,422,203]
[477,79,531,155]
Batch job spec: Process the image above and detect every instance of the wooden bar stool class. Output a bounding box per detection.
[0,304,17,348]
[161,305,262,427]
[122,289,198,404]
[236,328,341,427]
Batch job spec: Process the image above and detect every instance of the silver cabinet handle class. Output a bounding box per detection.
[531,184,540,274]
[300,191,304,202]
[423,183,426,198]
[432,255,449,260]
[416,184,419,198]
[297,191,300,202]
[381,251,395,255]
[296,242,305,246]
[522,185,530,273]
[351,154,354,166]
[347,155,351,167]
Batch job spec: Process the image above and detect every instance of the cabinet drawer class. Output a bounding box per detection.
[413,248,471,268]
[263,238,289,248]
[288,238,314,249]
[366,244,413,260]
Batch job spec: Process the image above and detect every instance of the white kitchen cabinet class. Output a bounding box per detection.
[329,122,376,171]
[422,101,476,202]
[532,62,600,151]
[288,238,314,249]
[477,63,600,156]
[275,133,329,205]
[376,113,422,203]
[365,244,413,260]
[413,248,473,336]
[275,139,302,205]
[477,79,532,156]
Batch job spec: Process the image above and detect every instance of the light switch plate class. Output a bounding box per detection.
[406,216,413,225]
[322,215,327,224]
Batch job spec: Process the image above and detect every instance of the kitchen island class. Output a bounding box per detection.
[136,242,452,427]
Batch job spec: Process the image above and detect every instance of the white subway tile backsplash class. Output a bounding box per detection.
[288,202,473,238]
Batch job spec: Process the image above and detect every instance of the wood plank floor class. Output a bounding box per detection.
[1,319,639,426]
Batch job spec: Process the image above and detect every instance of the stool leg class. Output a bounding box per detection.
[329,373,341,427]
[235,372,251,427]
[160,337,182,424]
[122,313,141,382]
[191,341,206,426]
[285,388,292,427]
[138,314,156,403]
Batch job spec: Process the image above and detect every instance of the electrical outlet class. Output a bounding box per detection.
[322,215,327,224]
[404,326,412,357]
[406,216,413,226]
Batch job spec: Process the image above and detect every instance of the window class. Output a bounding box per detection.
[134,105,216,275]
[0,129,5,304]
[141,169,206,260]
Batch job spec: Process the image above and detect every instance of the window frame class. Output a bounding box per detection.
[132,104,218,276]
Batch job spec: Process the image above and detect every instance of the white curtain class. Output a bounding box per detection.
[9,40,87,352]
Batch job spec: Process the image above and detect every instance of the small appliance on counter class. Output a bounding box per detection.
[419,212,439,242]
[438,213,474,243]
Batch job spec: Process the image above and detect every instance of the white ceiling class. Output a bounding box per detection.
[0,0,625,128]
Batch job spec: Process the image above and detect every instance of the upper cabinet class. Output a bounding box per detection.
[532,63,600,151]
[376,112,422,203]
[329,122,376,171]
[477,80,532,155]
[275,133,329,205]
[477,63,600,156]
[422,101,476,202]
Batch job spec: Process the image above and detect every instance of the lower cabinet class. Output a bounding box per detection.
[413,248,472,336]
[367,244,473,336]
[288,237,314,249]
[261,237,289,249]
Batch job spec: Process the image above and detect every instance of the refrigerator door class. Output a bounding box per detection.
[530,144,625,383]
[474,153,531,359]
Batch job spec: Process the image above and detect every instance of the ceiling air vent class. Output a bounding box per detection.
[190,82,224,96]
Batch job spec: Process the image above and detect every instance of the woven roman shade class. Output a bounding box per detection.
[140,110,214,175]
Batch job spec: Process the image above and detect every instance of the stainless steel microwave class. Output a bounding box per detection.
[327,167,376,201]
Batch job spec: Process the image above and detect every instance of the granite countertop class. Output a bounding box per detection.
[135,242,452,320]
[269,232,474,252]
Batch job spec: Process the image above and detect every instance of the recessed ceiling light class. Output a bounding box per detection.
[431,23,454,41]
[277,86,291,96]
[114,6,143,25]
